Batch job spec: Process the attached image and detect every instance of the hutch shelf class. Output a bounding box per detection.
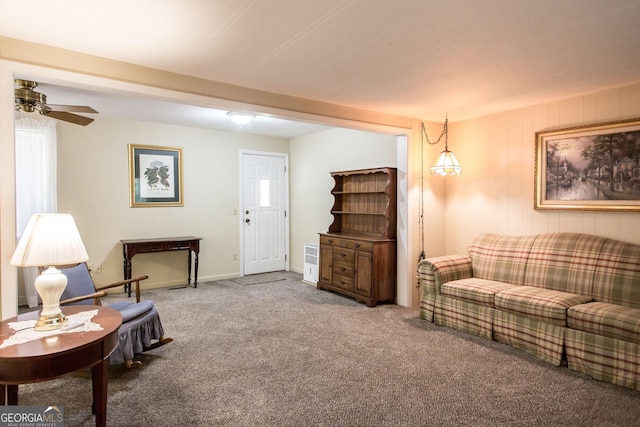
[317,167,396,307]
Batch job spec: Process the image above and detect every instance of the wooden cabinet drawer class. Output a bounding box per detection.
[171,243,193,250]
[346,240,373,252]
[137,242,194,252]
[332,248,354,264]
[332,261,354,278]
[332,274,354,291]
[321,235,373,252]
[320,235,344,247]
[139,243,168,252]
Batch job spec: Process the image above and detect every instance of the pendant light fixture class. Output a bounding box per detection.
[417,115,462,262]
[421,114,462,176]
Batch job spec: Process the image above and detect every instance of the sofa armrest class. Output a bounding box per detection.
[417,255,473,295]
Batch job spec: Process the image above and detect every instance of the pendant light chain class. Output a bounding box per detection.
[418,114,450,262]
[420,115,448,147]
[419,127,425,262]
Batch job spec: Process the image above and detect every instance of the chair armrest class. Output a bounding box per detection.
[417,255,473,294]
[95,275,149,303]
[60,291,107,306]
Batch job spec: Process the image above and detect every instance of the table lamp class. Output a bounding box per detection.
[10,213,89,331]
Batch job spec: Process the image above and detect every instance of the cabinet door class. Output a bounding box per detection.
[354,250,372,296]
[319,244,333,283]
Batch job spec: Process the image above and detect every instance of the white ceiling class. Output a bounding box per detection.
[2,0,640,136]
[28,83,333,138]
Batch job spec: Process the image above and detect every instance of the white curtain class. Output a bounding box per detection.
[14,118,58,308]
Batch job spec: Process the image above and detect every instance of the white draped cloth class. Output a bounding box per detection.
[0,309,101,349]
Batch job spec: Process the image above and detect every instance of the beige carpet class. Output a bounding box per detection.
[16,273,640,426]
[229,271,299,286]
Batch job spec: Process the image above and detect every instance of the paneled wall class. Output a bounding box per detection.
[445,83,640,254]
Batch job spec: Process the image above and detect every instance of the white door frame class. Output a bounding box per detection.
[239,150,289,276]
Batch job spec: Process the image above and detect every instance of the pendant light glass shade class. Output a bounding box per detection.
[421,114,462,176]
[430,148,462,176]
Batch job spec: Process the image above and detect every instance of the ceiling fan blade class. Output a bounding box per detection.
[45,111,94,126]
[46,104,98,114]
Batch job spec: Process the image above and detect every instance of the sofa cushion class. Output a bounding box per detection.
[435,295,494,340]
[494,310,565,366]
[440,278,517,307]
[468,234,537,286]
[523,233,605,295]
[495,286,593,326]
[568,302,640,344]
[109,300,155,323]
[592,239,640,309]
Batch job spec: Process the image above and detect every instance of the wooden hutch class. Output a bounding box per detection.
[317,167,396,306]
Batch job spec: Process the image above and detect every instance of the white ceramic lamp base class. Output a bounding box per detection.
[34,266,69,331]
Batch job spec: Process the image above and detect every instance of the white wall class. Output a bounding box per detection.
[288,127,397,274]
[11,116,405,306]
[0,62,17,318]
[56,118,289,289]
[445,83,640,254]
[57,120,399,292]
[1,47,413,317]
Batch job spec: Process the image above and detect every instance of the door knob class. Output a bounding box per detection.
[245,218,250,223]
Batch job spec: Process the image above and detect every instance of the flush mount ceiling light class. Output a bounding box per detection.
[227,112,255,126]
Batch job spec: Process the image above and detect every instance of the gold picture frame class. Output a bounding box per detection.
[128,144,183,207]
[535,117,640,211]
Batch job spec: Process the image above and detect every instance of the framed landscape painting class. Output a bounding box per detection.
[534,118,640,212]
[129,144,183,207]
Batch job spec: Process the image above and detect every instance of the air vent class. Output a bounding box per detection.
[303,243,319,284]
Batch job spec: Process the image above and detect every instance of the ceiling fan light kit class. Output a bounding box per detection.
[14,80,98,126]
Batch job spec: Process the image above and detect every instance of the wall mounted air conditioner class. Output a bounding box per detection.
[303,243,319,284]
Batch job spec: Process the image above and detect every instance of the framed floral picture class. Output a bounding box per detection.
[535,117,640,211]
[128,144,183,207]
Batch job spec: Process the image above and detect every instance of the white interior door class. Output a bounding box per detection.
[241,152,288,275]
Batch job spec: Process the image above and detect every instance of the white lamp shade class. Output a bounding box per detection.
[11,213,89,267]
[430,149,462,176]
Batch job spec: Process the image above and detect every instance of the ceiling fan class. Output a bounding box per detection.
[14,79,98,126]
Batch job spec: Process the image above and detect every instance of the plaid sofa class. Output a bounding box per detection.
[417,233,640,391]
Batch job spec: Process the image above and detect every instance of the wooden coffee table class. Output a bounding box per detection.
[0,305,122,427]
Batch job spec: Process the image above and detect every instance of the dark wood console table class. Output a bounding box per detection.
[120,236,202,295]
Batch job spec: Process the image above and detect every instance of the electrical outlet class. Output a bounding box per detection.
[232,252,238,260]
[94,264,102,273]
